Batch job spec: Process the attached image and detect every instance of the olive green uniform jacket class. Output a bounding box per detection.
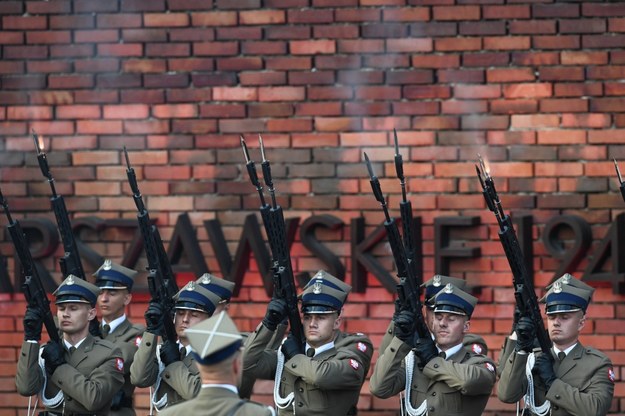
[370,336,496,416]
[16,335,125,415]
[238,323,287,399]
[243,323,373,416]
[104,317,145,416]
[379,321,489,355]
[497,342,614,416]
[130,331,200,410]
[159,386,276,416]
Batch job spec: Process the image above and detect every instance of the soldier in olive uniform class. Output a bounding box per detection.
[496,273,596,374]
[497,275,614,416]
[160,311,275,416]
[94,259,145,415]
[243,270,373,416]
[379,275,488,355]
[131,277,233,411]
[16,275,125,415]
[370,284,496,416]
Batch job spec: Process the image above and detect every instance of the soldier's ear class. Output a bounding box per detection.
[87,307,97,321]
[463,319,470,333]
[578,313,586,330]
[123,293,132,307]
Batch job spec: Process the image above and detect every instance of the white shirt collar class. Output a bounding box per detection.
[63,336,87,350]
[438,343,463,360]
[102,314,127,334]
[554,342,577,357]
[201,384,238,394]
[305,341,335,357]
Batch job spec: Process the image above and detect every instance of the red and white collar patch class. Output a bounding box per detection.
[349,359,359,370]
[608,368,615,383]
[472,344,483,354]
[115,358,124,372]
[357,342,368,353]
[485,362,495,373]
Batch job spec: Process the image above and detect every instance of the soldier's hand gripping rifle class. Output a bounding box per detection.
[613,159,625,203]
[33,130,85,281]
[364,153,429,339]
[476,155,551,354]
[241,135,305,346]
[123,147,178,342]
[0,188,61,343]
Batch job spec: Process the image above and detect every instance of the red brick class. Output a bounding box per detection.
[483,5,530,19]
[512,52,559,66]
[2,15,47,30]
[540,67,585,81]
[49,74,95,89]
[26,30,71,44]
[126,120,171,134]
[454,85,501,99]
[588,130,625,144]
[191,12,237,26]
[511,114,559,129]
[123,59,167,73]
[483,36,531,51]
[289,39,336,55]
[383,7,429,22]
[486,68,535,83]
[509,20,556,35]
[294,102,340,117]
[56,105,101,119]
[337,39,384,54]
[503,83,552,99]
[258,87,305,102]
[75,29,119,43]
[411,54,460,69]
[539,98,587,113]
[240,10,285,25]
[7,106,52,120]
[98,43,142,57]
[103,104,150,119]
[212,87,256,102]
[433,6,480,21]
[435,37,482,52]
[144,13,189,27]
[97,14,142,28]
[385,38,432,53]
[153,104,197,119]
[534,35,580,50]
[537,130,587,145]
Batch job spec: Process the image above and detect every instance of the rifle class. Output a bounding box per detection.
[614,159,625,203]
[393,129,421,288]
[0,188,61,343]
[364,152,428,339]
[240,135,304,346]
[123,147,178,342]
[33,130,86,280]
[476,155,551,354]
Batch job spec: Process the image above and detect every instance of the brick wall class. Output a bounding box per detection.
[1,0,625,414]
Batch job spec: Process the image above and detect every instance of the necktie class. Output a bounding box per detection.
[180,346,187,360]
[102,324,111,338]
[558,351,566,361]
[306,348,315,358]
[69,346,76,355]
[438,351,446,359]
